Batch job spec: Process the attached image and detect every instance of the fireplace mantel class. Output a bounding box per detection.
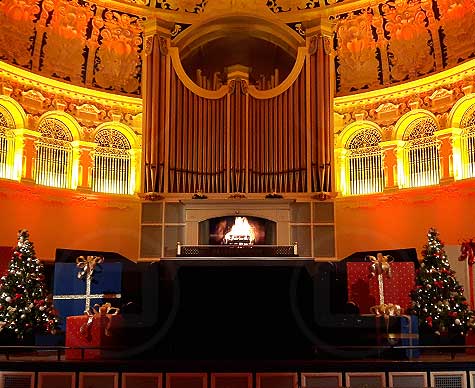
[181,199,294,245]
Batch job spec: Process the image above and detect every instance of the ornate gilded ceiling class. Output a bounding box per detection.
[0,0,473,97]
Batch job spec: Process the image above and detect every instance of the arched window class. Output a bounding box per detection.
[403,117,440,188]
[346,128,384,195]
[459,103,475,179]
[35,118,73,189]
[0,108,15,180]
[92,128,132,195]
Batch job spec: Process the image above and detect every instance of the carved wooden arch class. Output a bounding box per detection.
[36,111,81,141]
[394,109,439,141]
[248,47,306,99]
[448,93,475,129]
[169,47,229,99]
[0,95,27,129]
[173,14,304,62]
[337,120,383,149]
[93,122,139,149]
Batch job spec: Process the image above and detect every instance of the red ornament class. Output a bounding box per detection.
[15,293,22,300]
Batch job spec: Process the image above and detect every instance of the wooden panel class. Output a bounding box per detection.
[388,372,427,388]
[79,373,118,388]
[122,373,161,388]
[345,372,386,388]
[211,373,251,388]
[166,373,207,388]
[301,373,342,388]
[256,373,297,388]
[38,372,75,388]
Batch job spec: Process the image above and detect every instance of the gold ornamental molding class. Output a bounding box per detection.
[335,58,475,111]
[0,61,142,112]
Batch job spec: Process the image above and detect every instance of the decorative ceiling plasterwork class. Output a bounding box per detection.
[0,0,144,96]
[0,0,474,97]
[333,0,475,95]
[266,0,344,12]
[155,0,207,13]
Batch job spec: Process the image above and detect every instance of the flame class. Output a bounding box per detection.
[223,217,256,245]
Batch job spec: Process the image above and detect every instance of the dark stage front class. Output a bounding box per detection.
[147,258,318,360]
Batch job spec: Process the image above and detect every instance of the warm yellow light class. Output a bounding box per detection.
[224,217,256,245]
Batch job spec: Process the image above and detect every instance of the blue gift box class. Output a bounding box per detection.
[53,263,122,329]
[400,314,420,359]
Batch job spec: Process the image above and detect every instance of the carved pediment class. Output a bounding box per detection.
[21,90,47,110]
[374,102,400,121]
[74,103,103,122]
[426,88,454,111]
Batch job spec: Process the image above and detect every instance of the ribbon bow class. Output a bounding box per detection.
[459,239,475,266]
[80,303,120,338]
[370,303,402,316]
[367,252,393,278]
[76,256,104,280]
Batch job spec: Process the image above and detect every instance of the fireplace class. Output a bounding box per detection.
[200,215,276,245]
[181,199,293,246]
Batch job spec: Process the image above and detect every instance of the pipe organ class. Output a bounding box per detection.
[142,20,334,196]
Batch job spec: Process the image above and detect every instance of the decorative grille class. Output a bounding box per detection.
[92,129,132,195]
[461,125,475,179]
[0,125,14,180]
[460,105,475,179]
[346,128,384,195]
[432,374,465,388]
[35,118,73,189]
[403,118,440,188]
[34,139,72,189]
[38,118,72,141]
[0,110,15,180]
[405,136,440,188]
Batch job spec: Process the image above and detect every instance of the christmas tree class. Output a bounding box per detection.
[410,228,474,337]
[0,230,58,341]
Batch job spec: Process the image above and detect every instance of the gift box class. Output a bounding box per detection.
[65,311,121,360]
[373,314,419,359]
[347,262,415,314]
[53,262,122,329]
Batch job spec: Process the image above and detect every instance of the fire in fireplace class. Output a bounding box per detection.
[202,216,276,245]
[223,217,255,245]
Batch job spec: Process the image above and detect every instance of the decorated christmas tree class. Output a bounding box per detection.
[0,230,58,341]
[410,228,474,337]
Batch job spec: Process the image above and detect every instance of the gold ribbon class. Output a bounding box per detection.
[53,257,121,316]
[76,256,104,280]
[367,253,394,305]
[80,303,120,338]
[370,303,402,316]
[368,253,393,278]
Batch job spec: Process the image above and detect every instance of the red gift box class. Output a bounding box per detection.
[65,314,121,360]
[347,262,415,314]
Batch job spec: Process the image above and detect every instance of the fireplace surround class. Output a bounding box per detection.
[181,199,293,246]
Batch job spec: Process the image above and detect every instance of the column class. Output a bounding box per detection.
[306,18,335,195]
[76,143,95,191]
[380,141,399,190]
[334,147,348,195]
[142,18,172,194]
[18,129,40,183]
[435,128,454,182]
[450,128,463,180]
